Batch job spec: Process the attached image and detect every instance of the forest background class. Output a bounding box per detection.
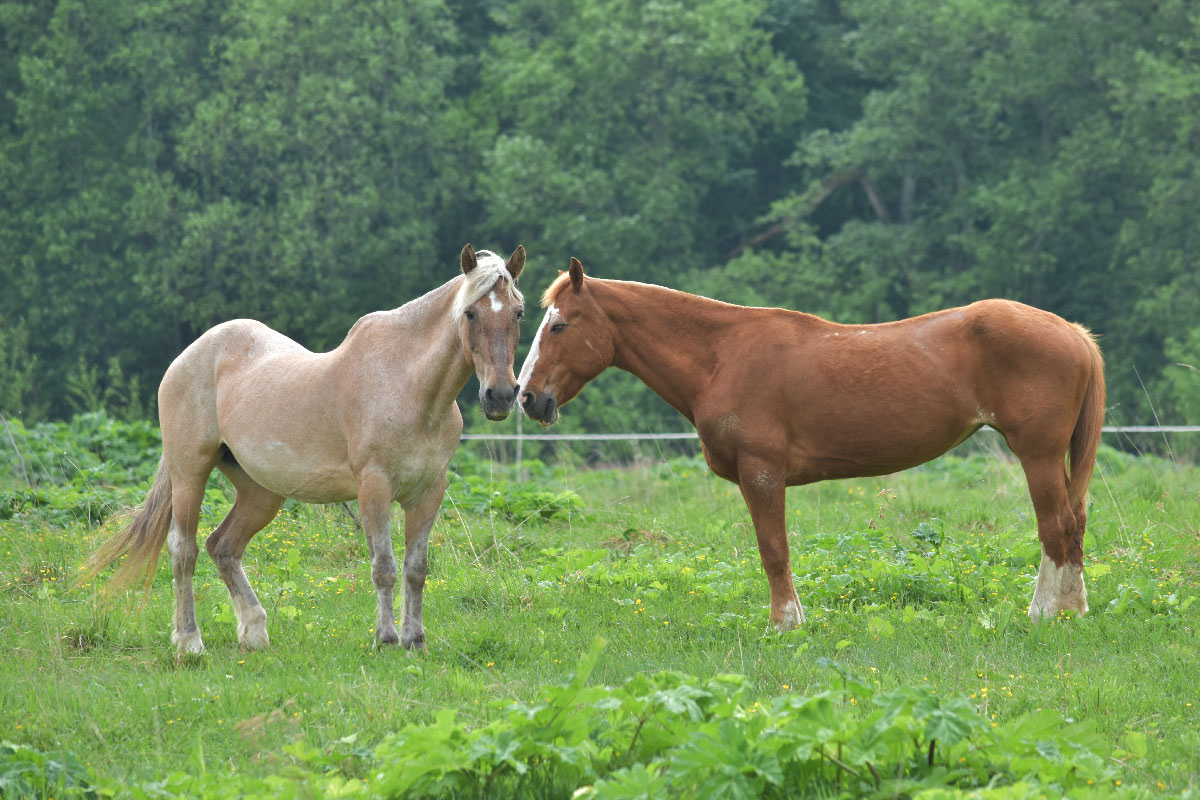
[2,0,1199,434]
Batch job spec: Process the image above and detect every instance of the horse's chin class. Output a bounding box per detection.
[484,410,512,421]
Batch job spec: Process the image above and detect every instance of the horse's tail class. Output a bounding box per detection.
[76,458,174,597]
[1067,327,1106,513]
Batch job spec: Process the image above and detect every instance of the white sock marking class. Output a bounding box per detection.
[1029,554,1088,621]
[776,598,805,630]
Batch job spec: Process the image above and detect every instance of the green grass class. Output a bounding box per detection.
[1,439,1198,796]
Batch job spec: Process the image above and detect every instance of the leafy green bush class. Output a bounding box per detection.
[0,412,159,525]
[0,741,95,799]
[0,412,161,488]
[0,484,132,526]
[448,477,585,523]
[0,645,1160,799]
[365,643,1124,799]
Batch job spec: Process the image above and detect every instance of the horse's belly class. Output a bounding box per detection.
[787,419,978,482]
[231,442,358,504]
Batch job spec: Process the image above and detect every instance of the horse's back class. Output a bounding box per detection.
[160,319,314,421]
[158,321,294,447]
[158,319,354,497]
[702,299,1098,482]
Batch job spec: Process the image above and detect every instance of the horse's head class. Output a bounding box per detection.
[457,243,526,420]
[518,258,616,425]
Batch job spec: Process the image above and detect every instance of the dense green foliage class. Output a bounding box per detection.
[2,0,1199,428]
[0,657,1155,798]
[2,415,1199,796]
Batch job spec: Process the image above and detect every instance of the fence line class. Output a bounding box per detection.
[461,425,1200,442]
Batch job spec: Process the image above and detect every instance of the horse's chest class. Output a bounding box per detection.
[368,421,458,498]
[696,413,742,482]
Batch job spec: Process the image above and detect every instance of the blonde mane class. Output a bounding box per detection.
[452,250,523,317]
[541,272,573,307]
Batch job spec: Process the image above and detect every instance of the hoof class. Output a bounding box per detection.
[238,625,270,651]
[1027,600,1057,623]
[772,598,806,632]
[376,630,400,648]
[1029,598,1088,623]
[1029,556,1088,622]
[401,633,426,651]
[172,628,204,654]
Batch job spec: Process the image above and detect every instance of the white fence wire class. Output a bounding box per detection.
[461,425,1200,442]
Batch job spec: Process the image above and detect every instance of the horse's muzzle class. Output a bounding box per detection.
[520,390,557,425]
[481,384,518,420]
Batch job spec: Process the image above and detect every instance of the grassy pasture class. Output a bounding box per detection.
[1,422,1199,797]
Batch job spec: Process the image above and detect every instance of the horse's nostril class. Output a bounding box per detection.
[521,392,534,407]
[484,387,494,400]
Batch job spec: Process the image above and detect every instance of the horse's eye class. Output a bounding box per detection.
[516,308,524,320]
[464,310,476,321]
[550,322,567,333]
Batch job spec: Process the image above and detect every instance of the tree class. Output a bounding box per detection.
[158,0,460,351]
[473,0,807,432]
[722,0,1200,423]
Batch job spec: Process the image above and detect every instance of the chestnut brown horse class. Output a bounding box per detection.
[81,245,526,653]
[519,259,1105,630]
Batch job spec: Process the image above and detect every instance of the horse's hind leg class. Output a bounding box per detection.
[206,460,284,650]
[1017,454,1087,621]
[167,471,211,654]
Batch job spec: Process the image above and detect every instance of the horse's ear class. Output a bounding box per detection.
[505,245,526,280]
[461,243,477,275]
[569,257,585,293]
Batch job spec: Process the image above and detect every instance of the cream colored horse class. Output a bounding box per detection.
[82,244,525,653]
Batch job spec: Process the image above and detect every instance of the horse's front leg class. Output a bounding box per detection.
[358,469,400,646]
[737,455,805,631]
[399,476,447,650]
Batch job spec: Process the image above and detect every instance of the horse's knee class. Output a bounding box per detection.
[404,554,428,591]
[371,556,397,589]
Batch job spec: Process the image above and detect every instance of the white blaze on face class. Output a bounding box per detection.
[489,291,503,313]
[518,304,557,391]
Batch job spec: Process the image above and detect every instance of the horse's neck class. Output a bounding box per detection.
[345,278,473,414]
[595,282,736,423]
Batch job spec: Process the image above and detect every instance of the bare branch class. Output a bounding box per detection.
[859,175,892,224]
[727,165,863,258]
